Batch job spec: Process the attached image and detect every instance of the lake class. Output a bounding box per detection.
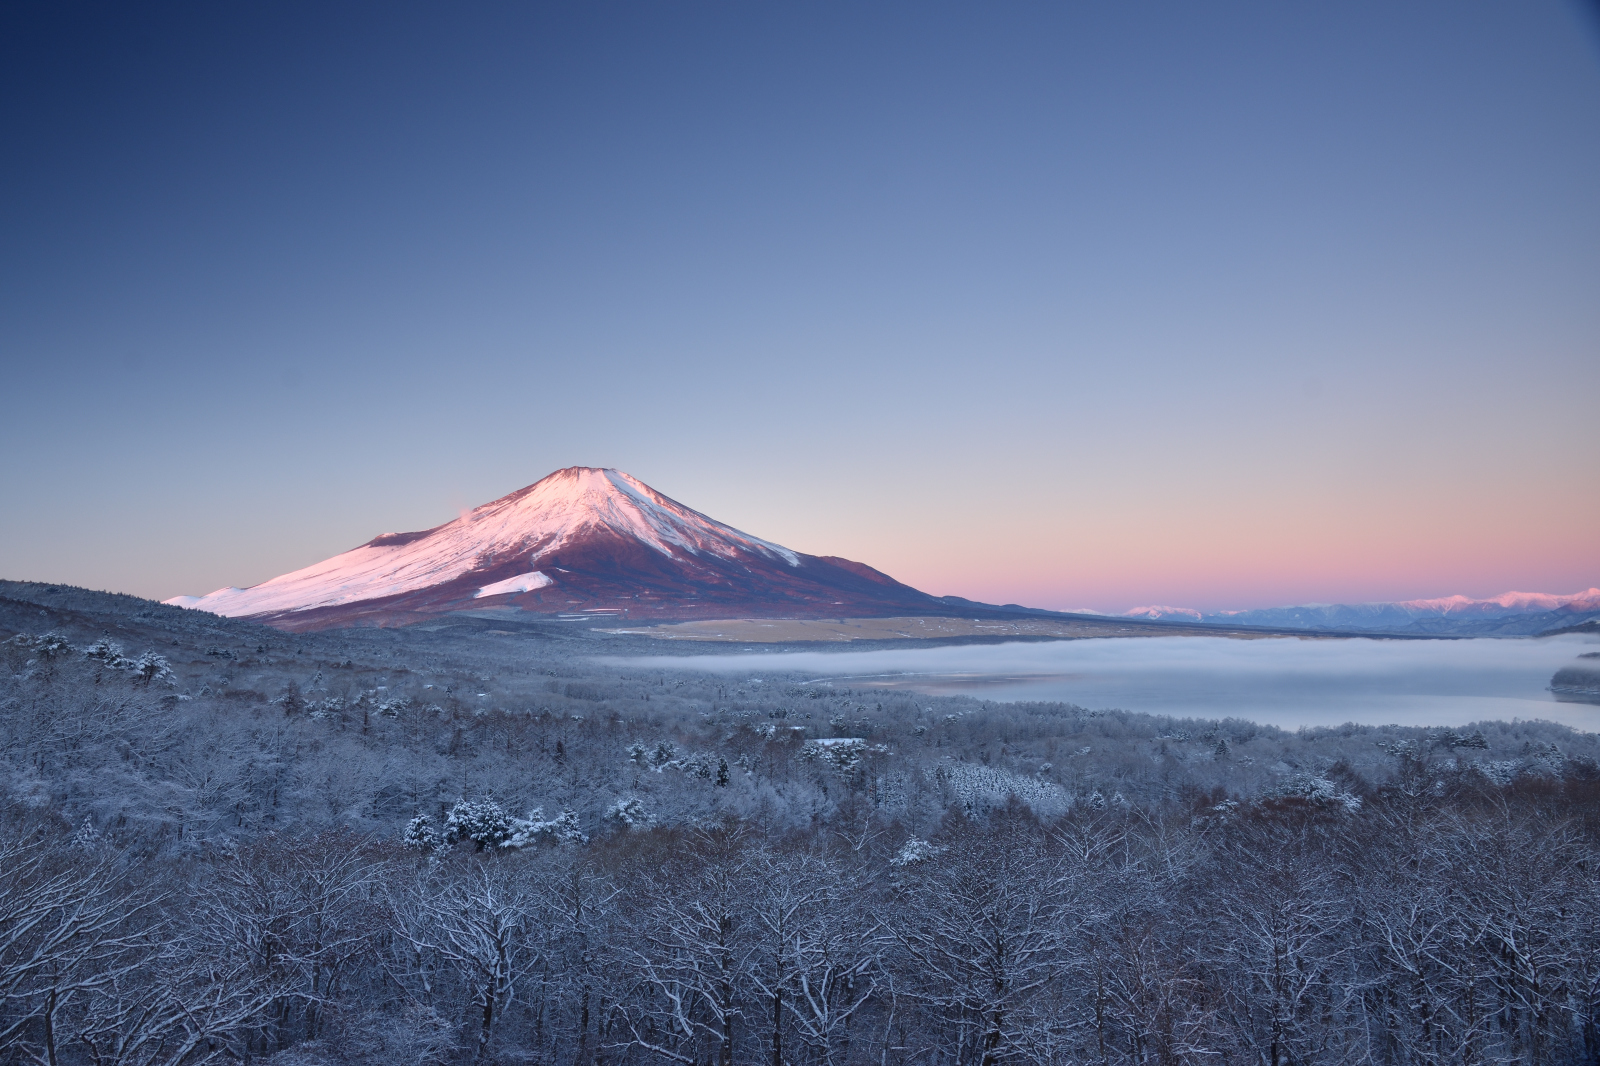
[611,634,1600,730]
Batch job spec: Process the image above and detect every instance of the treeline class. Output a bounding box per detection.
[5,774,1600,1066]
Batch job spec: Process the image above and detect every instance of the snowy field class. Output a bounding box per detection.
[613,634,1600,730]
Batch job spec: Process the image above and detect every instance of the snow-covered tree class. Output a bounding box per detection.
[621,831,755,1066]
[404,814,440,852]
[504,808,588,848]
[1268,773,1362,812]
[392,865,540,1065]
[603,797,653,831]
[70,816,102,851]
[890,838,945,867]
[746,850,881,1065]
[444,800,515,851]
[84,637,132,669]
[680,751,715,780]
[888,819,1070,1063]
[31,632,74,660]
[133,651,172,685]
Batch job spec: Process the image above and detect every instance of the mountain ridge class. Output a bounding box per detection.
[1117,589,1600,637]
[166,467,985,631]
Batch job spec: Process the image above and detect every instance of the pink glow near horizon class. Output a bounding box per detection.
[57,455,1588,614]
[843,515,1598,615]
[2,5,1597,612]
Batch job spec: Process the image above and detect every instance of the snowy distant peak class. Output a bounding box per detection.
[1212,588,1600,620]
[1121,605,1204,621]
[1114,588,1600,635]
[1392,589,1600,614]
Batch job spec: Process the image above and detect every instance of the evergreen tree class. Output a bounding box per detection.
[444,799,514,851]
[403,814,439,851]
[134,651,172,685]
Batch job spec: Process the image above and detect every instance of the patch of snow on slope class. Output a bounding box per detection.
[164,467,801,618]
[473,571,554,598]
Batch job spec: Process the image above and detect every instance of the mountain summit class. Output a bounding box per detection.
[167,467,941,630]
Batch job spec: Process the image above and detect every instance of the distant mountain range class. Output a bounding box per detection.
[1116,589,1600,637]
[165,465,1597,638]
[167,467,983,631]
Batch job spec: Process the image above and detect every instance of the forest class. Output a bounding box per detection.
[4,580,1600,1066]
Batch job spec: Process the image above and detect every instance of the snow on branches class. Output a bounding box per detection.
[444,800,515,851]
[439,800,588,851]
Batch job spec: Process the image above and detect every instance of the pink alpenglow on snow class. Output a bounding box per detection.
[167,468,799,618]
[473,572,554,598]
[1122,589,1600,632]
[1390,590,1600,614]
[162,467,945,630]
[1122,605,1205,621]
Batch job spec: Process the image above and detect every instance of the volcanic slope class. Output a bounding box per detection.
[168,467,957,631]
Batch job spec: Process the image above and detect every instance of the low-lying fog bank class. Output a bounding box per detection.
[609,634,1600,729]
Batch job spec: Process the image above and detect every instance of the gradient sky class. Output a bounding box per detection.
[2,2,1597,614]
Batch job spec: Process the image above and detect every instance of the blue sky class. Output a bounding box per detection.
[2,2,1597,612]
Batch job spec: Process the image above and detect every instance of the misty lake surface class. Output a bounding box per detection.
[614,635,1600,730]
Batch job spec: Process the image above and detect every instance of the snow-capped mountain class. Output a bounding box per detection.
[167,467,944,630]
[1122,605,1203,621]
[1120,589,1600,636]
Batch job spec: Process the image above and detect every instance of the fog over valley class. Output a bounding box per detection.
[621,635,1599,730]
